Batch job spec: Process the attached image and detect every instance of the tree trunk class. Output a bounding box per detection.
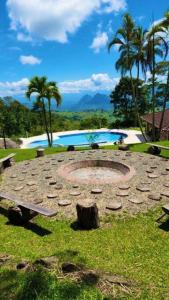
[76,201,100,229]
[158,67,169,139]
[136,63,148,141]
[129,68,147,142]
[42,99,51,147]
[126,35,147,141]
[2,129,7,149]
[48,99,53,147]
[40,111,44,131]
[152,33,156,142]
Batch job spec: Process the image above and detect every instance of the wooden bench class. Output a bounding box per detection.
[0,153,16,173]
[156,204,169,223]
[0,192,57,224]
[147,143,169,150]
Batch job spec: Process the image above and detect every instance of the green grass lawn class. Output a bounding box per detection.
[0,142,169,299]
[0,140,169,161]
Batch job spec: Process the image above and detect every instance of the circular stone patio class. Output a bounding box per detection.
[1,150,169,218]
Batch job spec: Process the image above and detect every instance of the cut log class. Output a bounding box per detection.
[91,143,99,149]
[148,146,161,155]
[67,145,75,151]
[118,144,129,151]
[36,148,45,158]
[76,200,100,229]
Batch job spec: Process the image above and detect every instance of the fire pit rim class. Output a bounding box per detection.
[57,159,135,185]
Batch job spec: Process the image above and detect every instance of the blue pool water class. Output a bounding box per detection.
[28,131,127,148]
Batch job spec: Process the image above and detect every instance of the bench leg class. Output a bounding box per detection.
[0,164,4,174]
[3,159,12,168]
[19,206,38,221]
[8,206,38,225]
[156,213,167,223]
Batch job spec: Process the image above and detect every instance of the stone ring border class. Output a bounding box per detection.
[57,159,136,185]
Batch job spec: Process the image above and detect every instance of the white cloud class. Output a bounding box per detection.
[8,46,21,51]
[136,15,145,22]
[0,78,29,97]
[7,0,126,43]
[149,17,169,44]
[0,74,119,97]
[17,33,33,42]
[59,73,119,93]
[106,20,113,34]
[19,55,41,65]
[90,31,108,53]
[97,0,126,14]
[146,71,167,83]
[153,18,164,27]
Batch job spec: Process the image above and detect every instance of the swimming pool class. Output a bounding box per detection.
[28,131,127,148]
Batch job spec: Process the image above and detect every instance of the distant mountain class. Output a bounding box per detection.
[71,93,111,111]
[15,92,111,112]
[71,94,92,111]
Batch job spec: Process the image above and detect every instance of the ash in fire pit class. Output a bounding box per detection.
[58,160,135,185]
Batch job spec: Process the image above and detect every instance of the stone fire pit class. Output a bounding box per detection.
[58,160,135,185]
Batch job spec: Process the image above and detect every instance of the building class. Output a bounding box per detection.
[142,109,169,140]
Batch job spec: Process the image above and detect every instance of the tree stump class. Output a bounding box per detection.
[67,145,75,151]
[118,144,129,151]
[76,200,100,229]
[148,146,161,155]
[91,143,99,149]
[36,148,45,158]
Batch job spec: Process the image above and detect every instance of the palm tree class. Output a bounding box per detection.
[108,14,147,140]
[156,10,169,138]
[156,61,169,138]
[108,13,135,76]
[46,81,62,146]
[132,26,148,140]
[108,11,169,142]
[133,26,147,82]
[159,10,169,29]
[26,76,62,147]
[145,22,168,141]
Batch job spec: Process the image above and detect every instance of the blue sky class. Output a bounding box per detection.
[0,0,168,102]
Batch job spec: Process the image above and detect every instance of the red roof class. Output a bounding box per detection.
[142,109,169,131]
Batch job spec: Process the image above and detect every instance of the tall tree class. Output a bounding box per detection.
[132,26,148,137]
[26,76,62,147]
[156,61,169,139]
[108,11,169,142]
[159,10,169,29]
[110,77,149,125]
[146,21,168,141]
[108,14,147,140]
[46,81,62,146]
[157,10,169,138]
[0,99,7,149]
